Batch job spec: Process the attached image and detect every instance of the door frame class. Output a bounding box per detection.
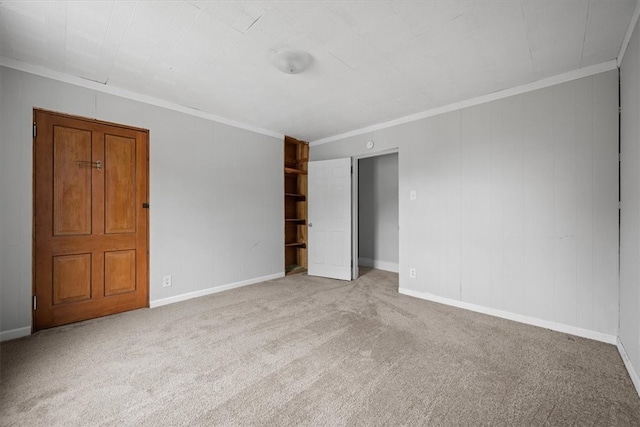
[351,147,399,280]
[31,108,150,332]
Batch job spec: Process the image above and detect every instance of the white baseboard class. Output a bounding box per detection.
[359,258,399,273]
[150,272,285,308]
[0,274,285,340]
[0,326,31,342]
[617,338,640,398]
[398,287,617,345]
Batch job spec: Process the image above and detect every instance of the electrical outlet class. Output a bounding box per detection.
[162,275,172,287]
[409,268,416,278]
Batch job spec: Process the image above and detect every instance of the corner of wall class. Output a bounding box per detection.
[617,338,640,397]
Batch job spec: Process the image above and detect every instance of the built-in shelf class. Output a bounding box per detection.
[284,135,308,275]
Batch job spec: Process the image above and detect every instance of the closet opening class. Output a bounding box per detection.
[352,150,399,279]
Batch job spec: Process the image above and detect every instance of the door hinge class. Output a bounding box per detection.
[619,153,622,162]
[33,123,36,138]
[619,201,622,210]
[32,295,37,311]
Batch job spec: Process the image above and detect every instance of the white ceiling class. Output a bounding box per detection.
[0,1,637,142]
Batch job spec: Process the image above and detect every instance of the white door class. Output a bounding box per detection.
[308,158,352,280]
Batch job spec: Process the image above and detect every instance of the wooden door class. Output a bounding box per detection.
[33,110,149,331]
[307,158,352,281]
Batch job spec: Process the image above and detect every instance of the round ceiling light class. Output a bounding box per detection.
[272,50,313,74]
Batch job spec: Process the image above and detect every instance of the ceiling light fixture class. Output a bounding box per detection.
[272,50,313,74]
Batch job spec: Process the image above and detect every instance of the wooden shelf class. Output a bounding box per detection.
[285,218,305,223]
[285,242,306,248]
[285,167,307,175]
[285,264,306,275]
[285,193,306,200]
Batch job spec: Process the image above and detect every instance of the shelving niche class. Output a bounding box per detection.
[284,136,308,275]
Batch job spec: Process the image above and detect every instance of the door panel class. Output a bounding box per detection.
[331,231,345,266]
[34,110,149,331]
[53,127,92,236]
[307,158,352,280]
[105,134,136,234]
[313,231,326,264]
[104,250,136,296]
[52,254,92,304]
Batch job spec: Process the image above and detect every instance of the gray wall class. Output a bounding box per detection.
[358,153,399,272]
[312,70,619,338]
[0,66,283,338]
[620,17,640,390]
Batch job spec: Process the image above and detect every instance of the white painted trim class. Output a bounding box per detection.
[353,147,399,161]
[618,0,640,67]
[0,326,31,342]
[398,288,617,345]
[617,338,640,398]
[150,272,284,308]
[311,61,618,146]
[0,56,284,140]
[352,158,360,280]
[359,257,399,273]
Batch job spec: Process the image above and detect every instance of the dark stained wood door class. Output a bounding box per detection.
[33,109,149,331]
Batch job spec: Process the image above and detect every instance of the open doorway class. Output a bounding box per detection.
[352,150,399,279]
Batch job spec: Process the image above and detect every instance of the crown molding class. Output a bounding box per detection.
[311,60,618,146]
[0,56,284,140]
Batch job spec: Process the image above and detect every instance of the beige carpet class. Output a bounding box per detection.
[1,268,639,426]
